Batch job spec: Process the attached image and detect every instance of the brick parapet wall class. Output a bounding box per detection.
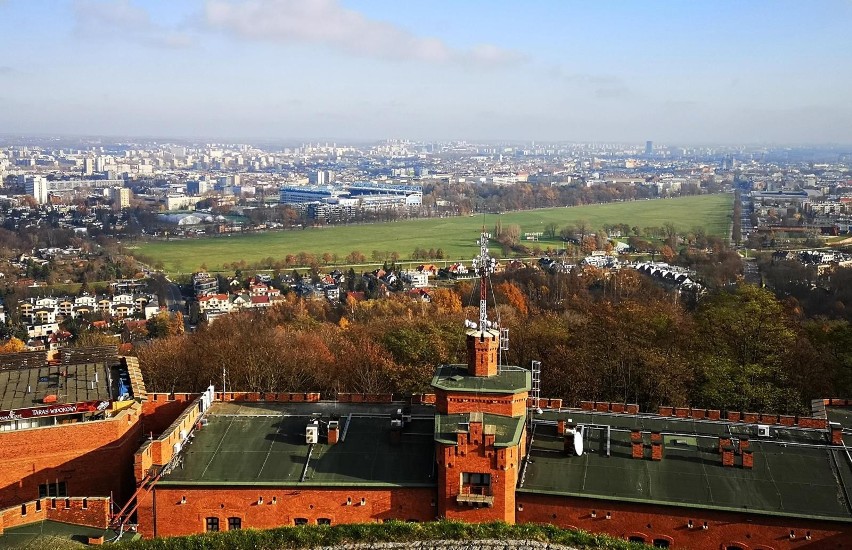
[0,403,143,508]
[142,393,200,437]
[0,496,109,535]
[134,395,205,482]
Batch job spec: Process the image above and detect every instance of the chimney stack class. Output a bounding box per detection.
[722,445,735,467]
[830,422,843,445]
[742,449,754,469]
[631,429,643,459]
[738,435,750,453]
[650,431,663,461]
[327,421,339,445]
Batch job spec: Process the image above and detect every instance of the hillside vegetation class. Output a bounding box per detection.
[114,520,643,550]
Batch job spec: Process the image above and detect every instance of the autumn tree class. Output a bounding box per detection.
[0,337,26,354]
[691,285,802,413]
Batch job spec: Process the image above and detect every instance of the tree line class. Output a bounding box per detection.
[135,266,852,415]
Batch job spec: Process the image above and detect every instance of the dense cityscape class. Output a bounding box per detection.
[3,0,852,548]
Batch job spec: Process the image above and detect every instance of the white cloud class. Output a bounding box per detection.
[72,0,192,49]
[204,0,523,66]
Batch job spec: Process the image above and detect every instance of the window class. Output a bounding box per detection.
[38,482,67,498]
[21,504,26,516]
[228,517,241,530]
[205,517,219,532]
[461,472,492,495]
[653,539,671,548]
[35,500,41,512]
[628,536,646,543]
[294,518,309,526]
[317,518,332,525]
[82,498,88,510]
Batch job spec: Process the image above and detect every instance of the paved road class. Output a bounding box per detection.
[163,278,185,313]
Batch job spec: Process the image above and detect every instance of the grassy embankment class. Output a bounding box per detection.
[114,520,645,550]
[133,194,733,274]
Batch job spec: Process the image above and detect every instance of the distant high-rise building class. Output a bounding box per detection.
[186,180,209,196]
[645,141,653,156]
[24,175,49,204]
[83,157,94,175]
[311,170,334,186]
[109,186,131,211]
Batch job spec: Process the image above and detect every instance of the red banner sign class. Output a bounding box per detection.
[0,400,111,422]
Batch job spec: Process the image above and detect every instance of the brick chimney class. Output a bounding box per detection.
[738,435,750,453]
[650,432,663,461]
[327,420,339,445]
[742,449,754,469]
[466,329,499,377]
[719,435,732,453]
[830,422,843,445]
[721,445,735,467]
[631,429,643,459]
[557,419,566,436]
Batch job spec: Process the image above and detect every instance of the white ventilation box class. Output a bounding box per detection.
[757,424,771,437]
[306,424,319,444]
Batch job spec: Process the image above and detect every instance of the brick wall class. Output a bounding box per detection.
[516,492,852,550]
[0,404,143,508]
[139,486,436,538]
[135,396,205,482]
[435,390,528,417]
[142,393,199,437]
[0,496,109,535]
[435,419,523,524]
[214,392,321,403]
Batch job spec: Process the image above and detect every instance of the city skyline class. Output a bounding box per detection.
[1,0,851,144]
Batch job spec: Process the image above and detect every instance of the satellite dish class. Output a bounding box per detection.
[573,430,584,456]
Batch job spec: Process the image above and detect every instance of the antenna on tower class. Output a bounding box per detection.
[467,230,508,370]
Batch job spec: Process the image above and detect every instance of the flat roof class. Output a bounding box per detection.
[520,410,852,522]
[0,520,115,548]
[435,412,525,448]
[158,402,436,487]
[431,365,531,395]
[0,362,122,413]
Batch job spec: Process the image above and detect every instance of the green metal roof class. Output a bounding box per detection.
[521,412,852,522]
[431,365,531,395]
[0,520,119,548]
[434,412,525,448]
[157,403,436,487]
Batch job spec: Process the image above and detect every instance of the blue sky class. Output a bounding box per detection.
[1,0,851,144]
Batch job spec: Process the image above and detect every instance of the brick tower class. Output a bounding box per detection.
[431,232,530,523]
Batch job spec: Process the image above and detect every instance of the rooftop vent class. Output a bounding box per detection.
[306,421,319,445]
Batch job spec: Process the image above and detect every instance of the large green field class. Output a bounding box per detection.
[132,194,732,273]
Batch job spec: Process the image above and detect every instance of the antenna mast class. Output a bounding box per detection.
[469,231,508,369]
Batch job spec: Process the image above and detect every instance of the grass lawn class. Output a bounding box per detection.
[132,194,733,274]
